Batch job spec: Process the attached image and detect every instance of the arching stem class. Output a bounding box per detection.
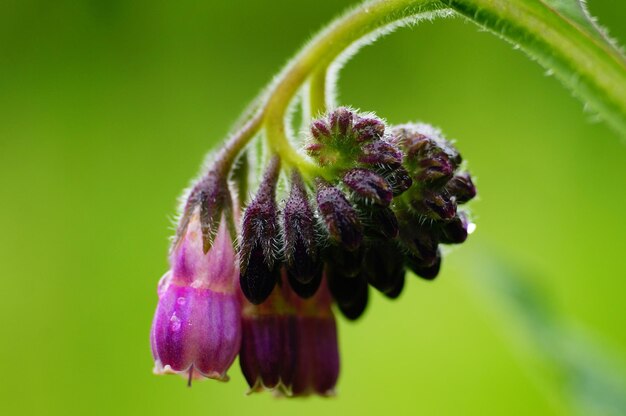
[213,0,626,181]
[309,65,329,118]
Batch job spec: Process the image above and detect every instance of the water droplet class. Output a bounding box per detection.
[177,297,186,306]
[170,314,181,332]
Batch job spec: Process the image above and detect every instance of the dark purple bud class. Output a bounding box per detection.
[417,155,455,184]
[326,245,365,278]
[414,190,457,220]
[327,266,369,321]
[364,243,406,299]
[439,211,470,244]
[406,249,441,280]
[329,106,354,136]
[441,140,462,167]
[239,157,281,304]
[342,168,393,206]
[353,117,385,142]
[310,119,331,142]
[383,166,413,196]
[304,142,323,156]
[316,180,363,251]
[240,314,296,392]
[283,171,322,290]
[446,172,477,204]
[396,127,460,166]
[285,233,322,285]
[365,207,399,240]
[384,273,405,299]
[287,264,323,299]
[358,140,403,168]
[240,245,281,305]
[399,220,440,266]
[391,124,463,186]
[308,109,391,169]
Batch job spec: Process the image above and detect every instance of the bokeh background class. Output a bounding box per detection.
[1,0,625,415]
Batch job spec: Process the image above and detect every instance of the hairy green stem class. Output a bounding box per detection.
[309,65,329,118]
[214,108,264,177]
[217,0,626,180]
[262,0,447,178]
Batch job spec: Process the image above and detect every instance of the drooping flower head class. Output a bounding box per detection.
[150,106,477,395]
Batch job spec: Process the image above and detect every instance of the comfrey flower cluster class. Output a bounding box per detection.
[150,106,476,396]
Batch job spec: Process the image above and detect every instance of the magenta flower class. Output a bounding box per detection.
[150,211,241,382]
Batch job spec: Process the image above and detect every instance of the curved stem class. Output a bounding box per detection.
[309,66,329,118]
[217,0,626,180]
[213,108,264,177]
[263,0,446,177]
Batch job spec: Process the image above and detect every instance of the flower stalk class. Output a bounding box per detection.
[214,0,626,179]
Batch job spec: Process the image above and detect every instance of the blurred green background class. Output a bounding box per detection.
[1,0,625,415]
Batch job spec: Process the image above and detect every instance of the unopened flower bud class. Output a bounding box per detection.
[390,123,473,221]
[327,265,369,321]
[342,168,393,207]
[405,249,441,280]
[283,171,323,298]
[391,124,461,185]
[306,108,386,168]
[310,119,331,141]
[239,157,282,305]
[364,242,406,299]
[392,124,462,182]
[316,180,363,251]
[365,206,399,240]
[326,245,365,279]
[358,140,403,168]
[439,211,470,244]
[414,190,457,220]
[352,116,386,142]
[329,106,354,137]
[399,219,440,267]
[446,172,477,204]
[288,266,323,299]
[382,166,413,196]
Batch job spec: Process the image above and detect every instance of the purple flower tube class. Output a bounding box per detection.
[150,212,241,382]
[239,272,340,396]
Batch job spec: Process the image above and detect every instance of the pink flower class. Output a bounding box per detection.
[150,212,241,382]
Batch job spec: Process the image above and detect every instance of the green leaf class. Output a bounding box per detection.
[465,252,626,415]
[541,0,613,45]
[442,0,626,135]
